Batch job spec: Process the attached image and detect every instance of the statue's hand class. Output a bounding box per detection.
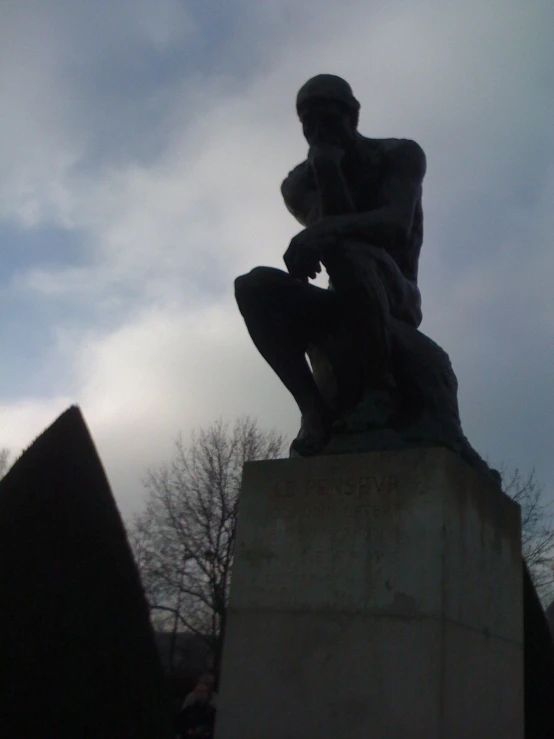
[284,228,335,280]
[308,143,345,169]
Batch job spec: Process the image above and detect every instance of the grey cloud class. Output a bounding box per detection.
[1,0,553,514]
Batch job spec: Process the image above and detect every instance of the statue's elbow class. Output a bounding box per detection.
[382,224,407,248]
[392,218,413,246]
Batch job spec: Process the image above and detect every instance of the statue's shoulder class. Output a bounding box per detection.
[365,136,426,174]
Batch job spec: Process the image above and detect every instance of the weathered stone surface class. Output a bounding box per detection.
[0,406,171,737]
[318,319,499,484]
[215,448,523,739]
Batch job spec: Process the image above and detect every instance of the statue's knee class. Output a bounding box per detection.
[234,268,268,310]
[234,267,286,299]
[234,273,252,298]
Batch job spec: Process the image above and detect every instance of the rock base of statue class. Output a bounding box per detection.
[214,448,523,739]
[308,320,501,484]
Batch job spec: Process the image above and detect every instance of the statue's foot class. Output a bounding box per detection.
[290,406,334,457]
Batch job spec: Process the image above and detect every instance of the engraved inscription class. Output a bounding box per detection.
[273,475,398,498]
[271,474,400,519]
[296,475,399,497]
[250,471,403,610]
[272,478,295,497]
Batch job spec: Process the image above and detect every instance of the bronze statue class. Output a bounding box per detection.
[235,74,496,480]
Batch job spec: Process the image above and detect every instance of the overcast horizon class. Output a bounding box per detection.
[1,0,553,518]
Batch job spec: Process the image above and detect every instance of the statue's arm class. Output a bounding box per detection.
[281,163,319,227]
[316,140,426,249]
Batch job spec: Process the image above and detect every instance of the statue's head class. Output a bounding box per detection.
[296,74,360,149]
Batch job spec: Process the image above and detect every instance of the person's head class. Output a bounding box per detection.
[193,682,210,704]
[197,673,215,691]
[296,74,360,150]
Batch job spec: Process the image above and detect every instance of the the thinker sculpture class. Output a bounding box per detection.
[235,74,496,481]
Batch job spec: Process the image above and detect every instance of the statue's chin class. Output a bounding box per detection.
[309,132,344,148]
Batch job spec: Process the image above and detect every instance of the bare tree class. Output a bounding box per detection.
[503,466,554,602]
[129,417,287,676]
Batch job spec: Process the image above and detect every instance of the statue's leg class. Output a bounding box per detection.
[321,241,397,394]
[235,267,340,455]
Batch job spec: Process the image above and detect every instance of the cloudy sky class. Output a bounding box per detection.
[1,0,553,518]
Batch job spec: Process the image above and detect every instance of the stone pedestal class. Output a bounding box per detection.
[215,447,523,739]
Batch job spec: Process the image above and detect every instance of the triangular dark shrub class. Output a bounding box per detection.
[0,406,171,737]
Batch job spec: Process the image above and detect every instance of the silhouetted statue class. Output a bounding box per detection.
[235,74,495,480]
